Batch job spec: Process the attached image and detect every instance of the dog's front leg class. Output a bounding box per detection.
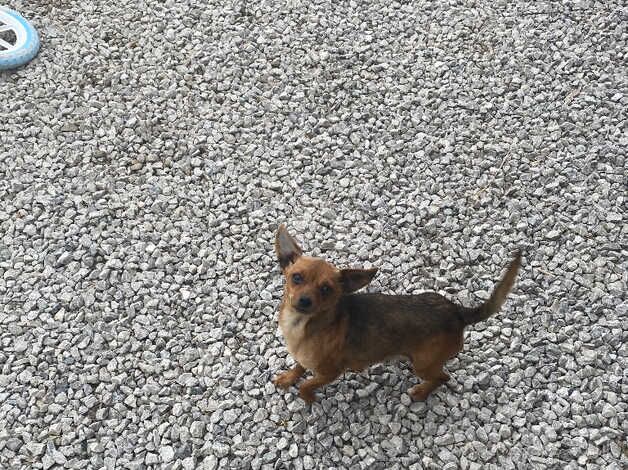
[273,363,306,389]
[298,370,340,404]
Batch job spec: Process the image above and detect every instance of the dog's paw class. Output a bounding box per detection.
[273,371,298,390]
[298,387,317,404]
[408,384,431,402]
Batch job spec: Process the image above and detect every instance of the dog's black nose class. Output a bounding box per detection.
[297,296,312,310]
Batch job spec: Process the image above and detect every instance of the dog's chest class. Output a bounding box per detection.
[278,307,319,370]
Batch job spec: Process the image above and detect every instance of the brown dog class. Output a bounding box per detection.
[272,225,521,403]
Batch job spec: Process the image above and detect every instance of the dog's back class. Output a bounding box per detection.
[340,292,464,368]
[339,252,521,371]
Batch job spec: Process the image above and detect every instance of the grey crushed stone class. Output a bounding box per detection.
[1,0,626,469]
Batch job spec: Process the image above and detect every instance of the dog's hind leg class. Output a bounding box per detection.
[408,332,463,401]
[409,363,450,401]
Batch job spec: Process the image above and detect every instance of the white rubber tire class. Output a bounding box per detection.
[0,7,40,70]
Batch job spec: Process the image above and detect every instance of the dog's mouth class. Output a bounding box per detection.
[293,304,313,314]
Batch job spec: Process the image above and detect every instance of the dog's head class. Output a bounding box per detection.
[275,225,377,314]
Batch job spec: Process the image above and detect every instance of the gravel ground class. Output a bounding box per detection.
[1,0,626,469]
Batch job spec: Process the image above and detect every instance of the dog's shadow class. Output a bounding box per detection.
[270,350,497,431]
[297,358,467,416]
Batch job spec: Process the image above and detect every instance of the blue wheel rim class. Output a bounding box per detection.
[0,8,40,70]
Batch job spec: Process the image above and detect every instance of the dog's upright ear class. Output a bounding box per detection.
[275,225,303,270]
[340,268,378,293]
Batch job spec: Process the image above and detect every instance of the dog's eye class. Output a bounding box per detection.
[320,284,332,296]
[292,273,303,284]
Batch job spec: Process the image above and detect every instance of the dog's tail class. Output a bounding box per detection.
[460,252,521,326]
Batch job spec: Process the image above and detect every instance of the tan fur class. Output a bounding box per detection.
[272,225,521,404]
[278,304,321,371]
